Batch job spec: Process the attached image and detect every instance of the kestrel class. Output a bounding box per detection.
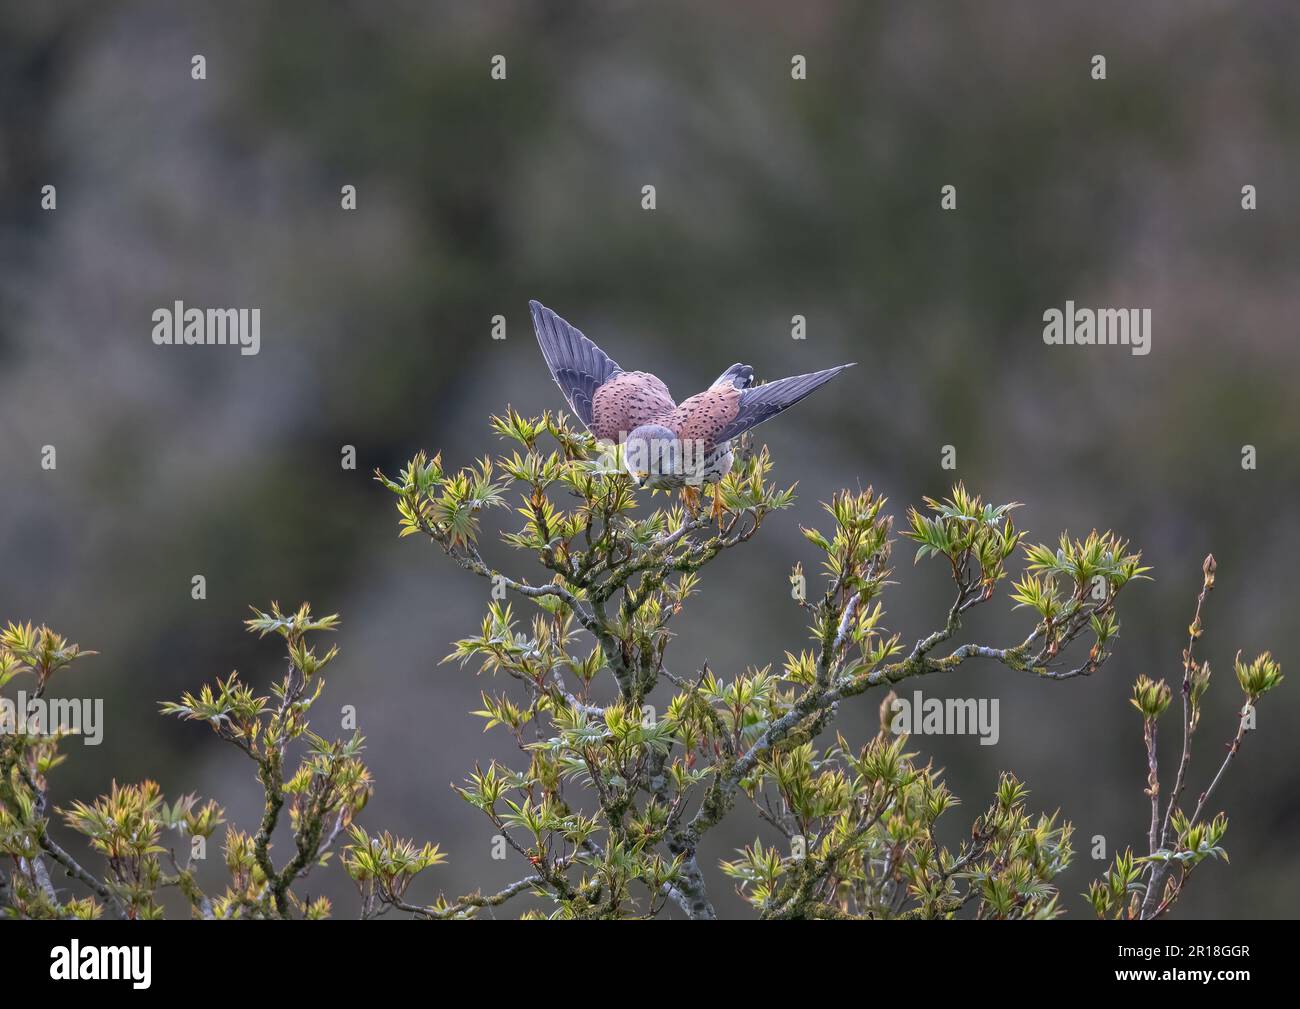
[530,300,853,489]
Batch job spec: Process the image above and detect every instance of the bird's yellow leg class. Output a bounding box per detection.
[680,485,702,517]
[711,484,725,525]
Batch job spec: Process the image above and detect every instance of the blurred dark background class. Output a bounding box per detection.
[1,0,1296,918]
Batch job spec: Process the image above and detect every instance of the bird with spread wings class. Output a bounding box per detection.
[530,301,853,509]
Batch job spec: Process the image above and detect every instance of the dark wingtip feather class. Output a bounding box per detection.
[712,362,755,389]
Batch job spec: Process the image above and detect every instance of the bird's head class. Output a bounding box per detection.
[623,424,681,488]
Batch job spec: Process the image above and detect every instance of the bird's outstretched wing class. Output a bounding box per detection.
[530,300,624,429]
[530,300,675,441]
[715,364,854,443]
[673,364,854,449]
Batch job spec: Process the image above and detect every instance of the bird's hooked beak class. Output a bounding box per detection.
[633,471,649,488]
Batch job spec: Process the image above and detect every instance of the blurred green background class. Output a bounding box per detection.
[1,0,1296,918]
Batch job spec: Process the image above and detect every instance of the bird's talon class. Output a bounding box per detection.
[681,485,702,517]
